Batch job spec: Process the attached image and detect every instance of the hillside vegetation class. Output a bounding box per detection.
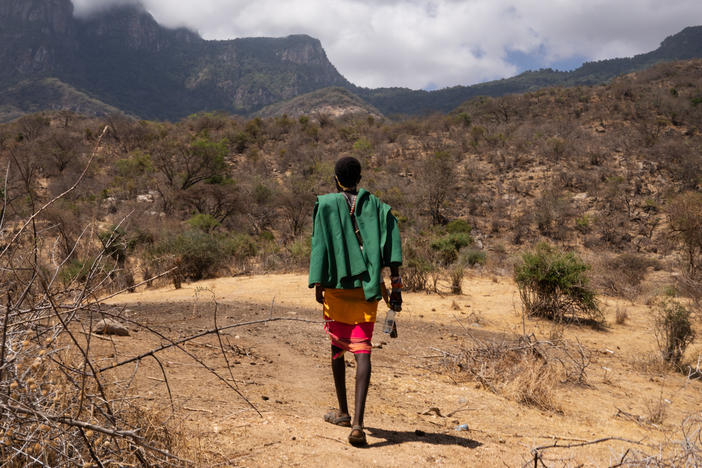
[256,87,383,119]
[1,60,701,304]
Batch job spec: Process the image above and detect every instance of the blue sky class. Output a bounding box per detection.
[72,0,702,90]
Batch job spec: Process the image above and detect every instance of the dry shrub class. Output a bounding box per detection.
[402,241,433,292]
[645,394,668,425]
[630,351,670,375]
[0,128,187,466]
[615,307,629,325]
[593,252,660,299]
[0,323,183,467]
[503,360,560,412]
[449,264,464,294]
[548,322,565,341]
[444,336,594,413]
[676,273,702,313]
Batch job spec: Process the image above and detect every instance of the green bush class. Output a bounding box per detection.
[431,232,473,265]
[222,233,258,261]
[446,219,472,234]
[655,300,695,365]
[115,151,154,178]
[288,237,311,267]
[575,215,591,234]
[98,226,130,266]
[151,230,227,281]
[514,243,601,323]
[59,258,91,286]
[463,248,486,267]
[187,213,220,233]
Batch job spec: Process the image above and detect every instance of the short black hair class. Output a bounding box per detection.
[334,156,362,188]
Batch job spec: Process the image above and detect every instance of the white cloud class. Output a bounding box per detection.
[70,0,702,89]
[72,0,142,16]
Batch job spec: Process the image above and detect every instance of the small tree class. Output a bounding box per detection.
[514,243,601,323]
[418,151,456,225]
[151,229,227,281]
[654,300,695,366]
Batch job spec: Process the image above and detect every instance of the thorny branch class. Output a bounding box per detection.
[0,121,317,465]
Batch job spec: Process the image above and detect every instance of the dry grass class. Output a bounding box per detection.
[644,394,668,425]
[630,351,670,375]
[503,360,561,412]
[440,334,596,413]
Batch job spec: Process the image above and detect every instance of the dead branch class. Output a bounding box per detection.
[532,436,645,453]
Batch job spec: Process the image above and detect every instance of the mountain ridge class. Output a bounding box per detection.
[1,0,701,121]
[353,25,702,115]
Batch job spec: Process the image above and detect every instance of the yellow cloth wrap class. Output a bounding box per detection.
[323,288,379,324]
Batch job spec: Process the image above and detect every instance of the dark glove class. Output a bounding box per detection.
[389,276,402,312]
[315,284,325,305]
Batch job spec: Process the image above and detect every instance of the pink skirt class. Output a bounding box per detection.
[324,320,375,358]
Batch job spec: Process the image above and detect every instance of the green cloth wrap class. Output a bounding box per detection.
[308,189,402,301]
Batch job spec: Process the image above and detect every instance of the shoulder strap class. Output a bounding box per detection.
[341,192,363,247]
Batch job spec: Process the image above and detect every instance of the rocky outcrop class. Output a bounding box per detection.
[278,35,328,65]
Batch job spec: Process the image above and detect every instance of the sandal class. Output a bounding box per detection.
[348,425,367,447]
[323,410,351,427]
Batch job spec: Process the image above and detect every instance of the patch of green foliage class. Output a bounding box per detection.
[462,248,486,267]
[514,243,601,324]
[654,299,695,365]
[187,213,220,233]
[151,229,229,281]
[59,258,92,286]
[431,232,473,266]
[445,219,472,234]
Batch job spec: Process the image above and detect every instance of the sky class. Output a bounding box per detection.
[71,0,702,90]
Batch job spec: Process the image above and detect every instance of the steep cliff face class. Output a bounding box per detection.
[278,34,330,66]
[76,4,201,53]
[0,0,76,78]
[185,35,348,112]
[0,0,74,34]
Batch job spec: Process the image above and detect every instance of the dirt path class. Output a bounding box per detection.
[97,273,702,466]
